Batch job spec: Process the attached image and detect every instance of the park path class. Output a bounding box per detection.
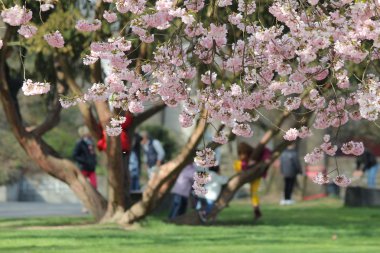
[0,202,87,218]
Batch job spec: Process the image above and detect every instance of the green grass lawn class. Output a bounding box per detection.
[0,198,379,253]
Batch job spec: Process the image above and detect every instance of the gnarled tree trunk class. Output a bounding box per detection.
[0,34,108,219]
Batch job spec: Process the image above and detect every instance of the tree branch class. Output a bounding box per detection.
[32,96,62,136]
[131,102,166,129]
[58,56,102,139]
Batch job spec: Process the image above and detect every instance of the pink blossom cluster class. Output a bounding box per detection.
[103,11,118,23]
[283,126,313,141]
[1,5,32,26]
[312,172,351,187]
[320,135,338,156]
[106,125,122,136]
[18,25,37,38]
[192,171,211,196]
[44,31,65,48]
[312,172,330,185]
[212,131,229,145]
[75,19,102,32]
[341,141,365,156]
[304,148,324,164]
[194,148,216,168]
[22,79,50,96]
[333,175,352,187]
[59,97,82,109]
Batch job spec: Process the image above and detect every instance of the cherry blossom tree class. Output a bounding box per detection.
[1,0,380,224]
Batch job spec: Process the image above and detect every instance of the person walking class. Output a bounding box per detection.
[280,144,302,205]
[140,131,165,179]
[168,163,197,219]
[73,126,97,189]
[356,149,378,188]
[234,142,271,221]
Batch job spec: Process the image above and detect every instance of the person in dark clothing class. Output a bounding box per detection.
[140,131,165,179]
[73,126,97,188]
[356,149,378,188]
[280,144,302,205]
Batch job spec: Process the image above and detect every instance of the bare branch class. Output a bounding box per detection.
[32,96,62,136]
[132,102,166,129]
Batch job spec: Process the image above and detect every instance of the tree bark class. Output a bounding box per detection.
[0,28,107,220]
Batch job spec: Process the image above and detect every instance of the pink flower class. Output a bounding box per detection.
[106,125,122,136]
[192,170,211,196]
[18,25,37,38]
[128,101,144,113]
[298,126,312,139]
[40,4,54,12]
[218,0,232,7]
[1,5,32,26]
[230,84,242,96]
[59,97,79,108]
[192,181,207,196]
[193,171,211,185]
[110,116,127,127]
[179,112,194,128]
[312,172,330,185]
[185,0,205,12]
[308,0,319,5]
[0,40,3,49]
[194,148,216,168]
[320,142,338,156]
[212,131,228,144]
[341,141,365,156]
[75,19,101,32]
[103,11,118,23]
[232,123,253,138]
[284,97,301,111]
[22,79,50,96]
[83,83,110,101]
[283,128,299,141]
[44,31,65,48]
[304,148,323,164]
[333,175,351,187]
[83,55,98,65]
[201,71,217,85]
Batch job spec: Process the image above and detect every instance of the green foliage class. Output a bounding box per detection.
[0,129,28,185]
[140,125,179,160]
[42,126,78,159]
[0,199,379,253]
[25,7,86,57]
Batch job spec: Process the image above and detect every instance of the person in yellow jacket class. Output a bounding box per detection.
[235,142,272,221]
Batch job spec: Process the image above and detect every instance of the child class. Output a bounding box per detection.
[234,142,271,221]
[196,165,228,222]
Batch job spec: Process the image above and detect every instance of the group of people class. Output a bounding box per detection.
[72,116,166,194]
[73,121,379,220]
[168,142,276,222]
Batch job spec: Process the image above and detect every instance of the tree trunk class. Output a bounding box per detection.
[119,117,208,224]
[0,30,107,220]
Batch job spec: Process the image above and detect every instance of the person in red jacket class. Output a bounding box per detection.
[97,112,133,153]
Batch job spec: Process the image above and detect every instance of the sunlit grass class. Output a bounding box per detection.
[0,198,379,253]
